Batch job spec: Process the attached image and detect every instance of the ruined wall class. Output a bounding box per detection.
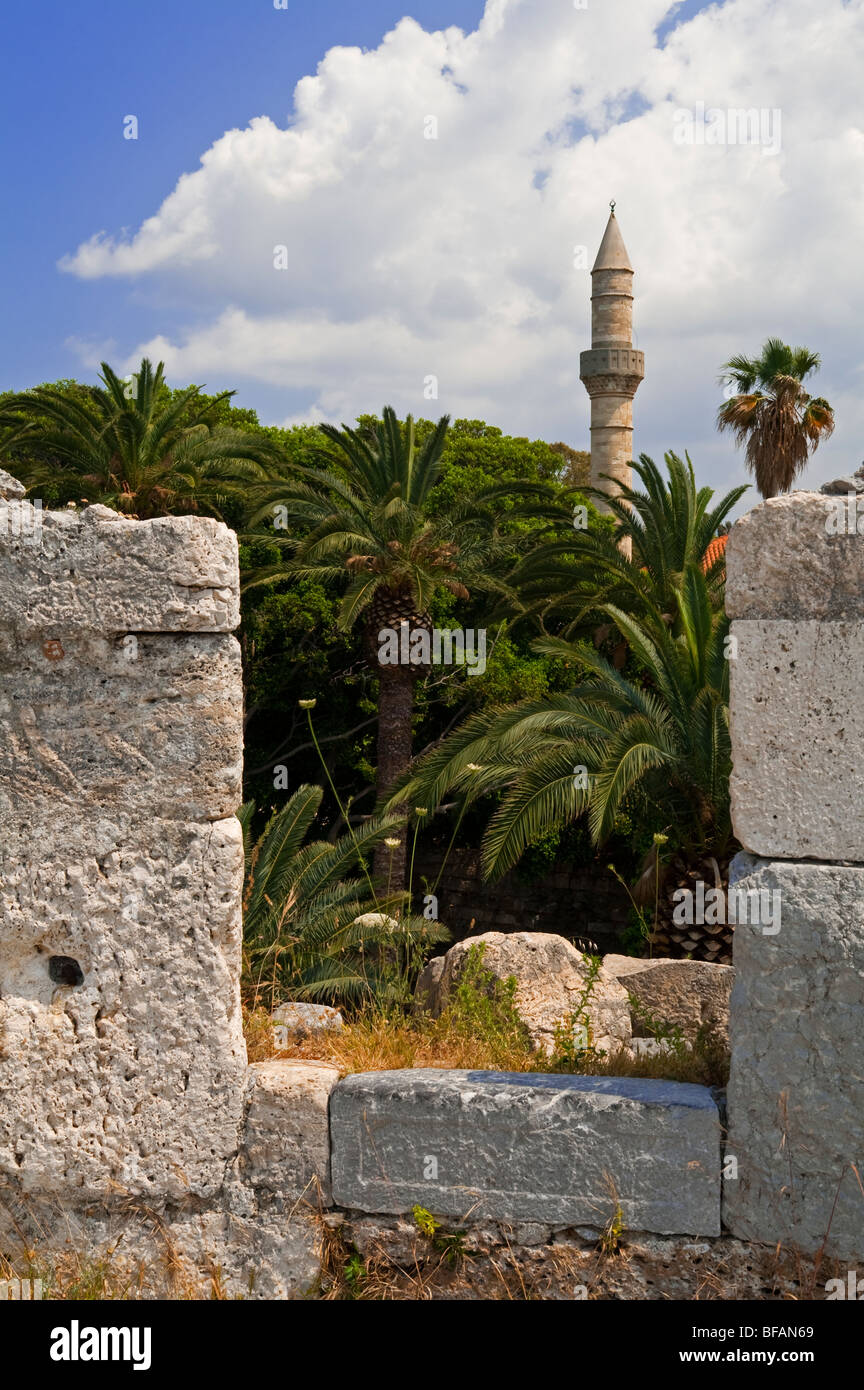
[0,486,247,1203]
[723,492,864,1259]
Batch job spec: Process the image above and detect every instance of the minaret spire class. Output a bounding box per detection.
[579,205,644,510]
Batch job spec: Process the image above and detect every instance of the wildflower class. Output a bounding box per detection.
[298,698,317,710]
[384,837,401,849]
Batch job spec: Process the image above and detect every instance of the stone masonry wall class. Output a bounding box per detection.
[0,492,247,1204]
[413,846,632,954]
[723,492,864,1259]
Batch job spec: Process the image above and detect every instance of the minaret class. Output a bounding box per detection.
[579,203,644,510]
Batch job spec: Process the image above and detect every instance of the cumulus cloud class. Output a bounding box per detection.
[60,0,864,494]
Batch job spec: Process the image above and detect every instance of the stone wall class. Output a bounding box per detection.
[723,492,864,1260]
[413,846,632,954]
[0,497,248,1203]
[0,490,327,1298]
[2,478,861,1295]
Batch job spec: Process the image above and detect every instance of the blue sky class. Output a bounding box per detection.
[1,0,487,389]
[2,0,861,499]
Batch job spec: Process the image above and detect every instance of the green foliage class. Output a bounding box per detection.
[241,784,448,1008]
[395,455,736,879]
[548,954,608,1068]
[510,450,747,641]
[411,1206,467,1266]
[342,1251,368,1295]
[626,995,688,1058]
[717,338,834,499]
[439,942,533,1057]
[0,358,282,520]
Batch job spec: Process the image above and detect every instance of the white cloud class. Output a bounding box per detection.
[60,0,864,495]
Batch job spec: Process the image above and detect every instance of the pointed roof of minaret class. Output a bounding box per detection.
[592,204,633,272]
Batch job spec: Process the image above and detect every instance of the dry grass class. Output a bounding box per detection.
[244,1006,729,1087]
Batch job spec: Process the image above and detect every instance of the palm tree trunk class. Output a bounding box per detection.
[373,667,414,890]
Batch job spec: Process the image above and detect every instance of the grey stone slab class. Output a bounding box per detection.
[729,619,864,861]
[724,854,864,1260]
[330,1069,721,1235]
[726,492,864,621]
[0,503,239,633]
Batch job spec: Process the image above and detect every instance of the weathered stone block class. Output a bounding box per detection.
[270,1002,344,1041]
[729,619,864,860]
[724,854,864,1260]
[331,1069,721,1234]
[0,817,246,1202]
[417,932,632,1054]
[241,1060,340,1205]
[0,632,242,823]
[0,503,239,633]
[0,469,26,500]
[726,492,864,621]
[600,955,733,1047]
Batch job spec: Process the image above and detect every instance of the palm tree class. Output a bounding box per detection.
[0,358,280,519]
[716,338,834,498]
[240,785,447,1009]
[393,563,732,885]
[507,452,747,642]
[247,406,566,887]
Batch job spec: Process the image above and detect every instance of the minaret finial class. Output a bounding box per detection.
[609,199,616,212]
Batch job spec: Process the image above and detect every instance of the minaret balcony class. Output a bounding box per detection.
[579,347,644,384]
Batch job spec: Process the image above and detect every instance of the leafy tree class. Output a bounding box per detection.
[0,358,281,519]
[240,784,447,1008]
[716,338,834,498]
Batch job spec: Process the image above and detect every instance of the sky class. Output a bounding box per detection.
[2,0,862,503]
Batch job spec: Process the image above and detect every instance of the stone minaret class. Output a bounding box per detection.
[579,204,644,510]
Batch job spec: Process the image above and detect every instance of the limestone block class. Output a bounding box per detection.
[0,631,242,823]
[416,931,632,1055]
[331,1069,721,1235]
[0,503,239,633]
[724,854,864,1260]
[0,469,26,500]
[726,492,864,620]
[0,817,247,1202]
[729,619,864,860]
[270,1002,344,1041]
[241,1060,340,1205]
[600,955,733,1047]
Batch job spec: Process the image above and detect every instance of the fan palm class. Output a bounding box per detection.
[0,358,280,519]
[716,338,834,498]
[240,785,447,1009]
[393,562,731,881]
[247,406,566,887]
